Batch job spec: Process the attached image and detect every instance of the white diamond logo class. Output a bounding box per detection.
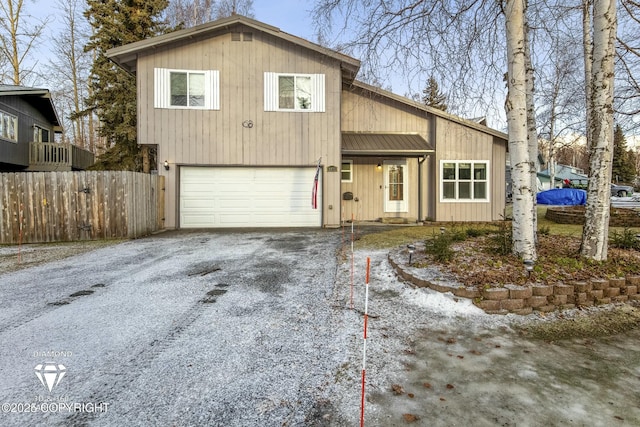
[34,363,66,392]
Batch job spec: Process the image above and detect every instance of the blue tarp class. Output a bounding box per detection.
[537,188,587,205]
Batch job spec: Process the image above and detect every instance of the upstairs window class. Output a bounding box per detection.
[0,110,18,142]
[264,72,325,112]
[154,68,219,110]
[440,160,489,201]
[170,71,205,107]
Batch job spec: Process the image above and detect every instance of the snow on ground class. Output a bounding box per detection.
[0,230,639,426]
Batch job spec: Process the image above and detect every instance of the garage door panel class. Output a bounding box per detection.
[180,167,321,228]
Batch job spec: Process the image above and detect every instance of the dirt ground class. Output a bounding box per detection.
[0,240,122,274]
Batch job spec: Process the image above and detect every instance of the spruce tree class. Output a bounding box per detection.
[421,75,448,112]
[612,124,636,183]
[84,0,169,171]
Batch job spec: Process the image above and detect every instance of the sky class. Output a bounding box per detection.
[23,0,638,142]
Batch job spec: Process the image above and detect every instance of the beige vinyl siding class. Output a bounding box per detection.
[434,117,501,222]
[341,87,430,222]
[341,89,430,140]
[137,29,343,228]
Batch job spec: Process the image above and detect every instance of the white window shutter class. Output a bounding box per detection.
[206,70,220,110]
[154,68,169,108]
[313,74,325,112]
[264,72,278,111]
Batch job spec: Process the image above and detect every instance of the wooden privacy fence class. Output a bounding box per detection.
[0,171,165,244]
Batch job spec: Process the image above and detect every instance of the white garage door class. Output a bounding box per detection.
[180,167,322,228]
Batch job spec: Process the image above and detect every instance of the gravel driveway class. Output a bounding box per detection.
[2,229,639,427]
[0,230,351,426]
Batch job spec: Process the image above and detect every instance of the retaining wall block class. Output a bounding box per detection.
[548,294,567,305]
[576,293,588,304]
[605,287,621,298]
[535,305,557,313]
[430,282,454,293]
[531,284,554,297]
[500,299,524,311]
[629,295,640,302]
[454,287,481,299]
[610,277,626,290]
[528,296,548,308]
[483,288,509,300]
[595,297,612,305]
[624,285,638,296]
[626,276,640,286]
[475,299,501,311]
[591,279,610,290]
[589,289,604,299]
[572,281,592,293]
[612,295,629,303]
[506,285,532,299]
[554,283,574,296]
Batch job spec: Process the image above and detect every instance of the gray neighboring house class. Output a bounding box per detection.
[538,164,588,190]
[0,85,93,172]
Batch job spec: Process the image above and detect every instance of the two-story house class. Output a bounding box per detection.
[107,15,507,229]
[0,85,94,172]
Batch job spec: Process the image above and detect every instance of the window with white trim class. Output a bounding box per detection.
[0,110,18,142]
[440,160,489,201]
[341,160,353,182]
[154,68,220,110]
[264,72,325,112]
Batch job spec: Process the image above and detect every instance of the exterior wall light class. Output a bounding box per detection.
[376,163,382,170]
[164,160,170,170]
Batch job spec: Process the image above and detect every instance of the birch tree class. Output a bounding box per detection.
[505,0,536,260]
[580,0,617,260]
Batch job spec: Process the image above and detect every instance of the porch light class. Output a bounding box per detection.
[407,244,415,265]
[376,163,382,171]
[523,259,535,278]
[164,160,170,170]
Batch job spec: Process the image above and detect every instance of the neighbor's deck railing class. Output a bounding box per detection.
[29,142,95,171]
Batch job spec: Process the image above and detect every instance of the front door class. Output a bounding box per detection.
[384,160,408,212]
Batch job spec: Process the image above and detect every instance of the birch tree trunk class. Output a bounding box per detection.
[580,0,616,261]
[505,0,537,260]
[524,15,538,241]
[583,0,593,150]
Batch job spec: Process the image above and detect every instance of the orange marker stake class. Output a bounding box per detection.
[360,257,371,427]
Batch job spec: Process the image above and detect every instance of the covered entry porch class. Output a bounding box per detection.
[340,132,435,223]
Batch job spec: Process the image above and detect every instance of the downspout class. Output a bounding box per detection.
[418,155,427,222]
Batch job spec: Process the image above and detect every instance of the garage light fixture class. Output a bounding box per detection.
[376,163,382,170]
[164,160,170,171]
